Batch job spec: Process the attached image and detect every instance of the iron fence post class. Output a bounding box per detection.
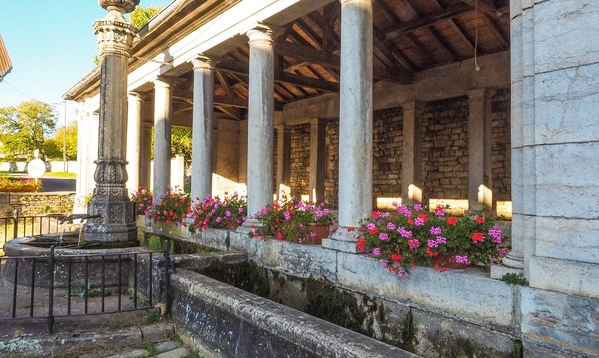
[47,245,55,334]
[12,208,18,240]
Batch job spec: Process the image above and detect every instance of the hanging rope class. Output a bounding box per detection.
[474,0,481,71]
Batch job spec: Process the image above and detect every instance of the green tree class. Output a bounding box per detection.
[0,101,57,160]
[130,4,163,29]
[44,121,78,160]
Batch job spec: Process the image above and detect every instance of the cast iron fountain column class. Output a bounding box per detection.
[84,0,139,242]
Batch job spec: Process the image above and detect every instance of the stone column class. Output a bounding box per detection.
[401,101,424,205]
[467,88,494,211]
[492,5,526,278]
[84,0,138,242]
[153,76,174,202]
[190,55,215,202]
[126,92,144,193]
[325,0,373,250]
[245,24,277,219]
[309,118,326,202]
[275,124,292,200]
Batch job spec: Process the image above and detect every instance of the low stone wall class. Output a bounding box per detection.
[171,265,417,358]
[0,193,75,216]
[139,219,516,357]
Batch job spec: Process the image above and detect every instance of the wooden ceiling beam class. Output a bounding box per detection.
[214,57,340,92]
[481,13,509,49]
[294,18,323,50]
[215,105,242,120]
[276,40,412,84]
[373,35,418,72]
[448,19,477,54]
[383,2,471,40]
[460,0,506,19]
[215,70,234,98]
[404,33,434,65]
[425,27,459,61]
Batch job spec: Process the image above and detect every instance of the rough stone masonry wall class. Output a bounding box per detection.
[491,89,511,201]
[290,124,311,196]
[421,96,470,202]
[308,91,510,209]
[373,107,404,199]
[0,193,75,216]
[324,118,340,208]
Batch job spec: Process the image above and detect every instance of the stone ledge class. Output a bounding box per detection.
[171,269,418,358]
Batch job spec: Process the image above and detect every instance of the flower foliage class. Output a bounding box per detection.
[131,186,153,215]
[189,193,247,232]
[359,203,504,278]
[0,177,42,192]
[255,195,335,243]
[145,189,191,225]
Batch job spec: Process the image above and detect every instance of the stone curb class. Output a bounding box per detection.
[0,323,175,357]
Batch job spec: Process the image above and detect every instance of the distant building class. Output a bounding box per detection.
[0,34,12,82]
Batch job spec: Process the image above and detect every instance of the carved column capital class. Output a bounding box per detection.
[93,18,137,57]
[93,1,138,57]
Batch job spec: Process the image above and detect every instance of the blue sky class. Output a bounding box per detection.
[0,1,160,126]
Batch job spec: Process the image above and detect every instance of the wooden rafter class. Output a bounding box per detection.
[481,13,509,49]
[449,19,476,54]
[294,18,323,50]
[460,0,505,19]
[276,40,411,84]
[214,57,340,92]
[404,33,434,65]
[426,27,459,61]
[383,2,471,41]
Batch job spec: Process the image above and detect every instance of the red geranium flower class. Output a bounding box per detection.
[472,232,485,243]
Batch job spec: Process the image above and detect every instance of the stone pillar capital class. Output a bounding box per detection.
[467,88,496,100]
[246,23,284,45]
[192,54,220,69]
[153,76,177,88]
[127,92,146,101]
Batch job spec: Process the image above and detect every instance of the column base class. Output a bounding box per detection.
[83,197,137,243]
[321,226,362,253]
[490,251,525,279]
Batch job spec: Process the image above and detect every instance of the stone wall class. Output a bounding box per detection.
[290,124,310,196]
[290,91,510,209]
[491,89,511,201]
[373,107,404,199]
[1,193,75,216]
[421,96,470,202]
[324,118,340,207]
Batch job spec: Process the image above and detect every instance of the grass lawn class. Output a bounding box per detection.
[43,172,77,178]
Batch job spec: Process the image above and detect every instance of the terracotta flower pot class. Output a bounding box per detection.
[306,223,330,245]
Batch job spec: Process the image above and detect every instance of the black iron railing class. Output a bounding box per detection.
[0,245,170,333]
[0,211,66,244]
